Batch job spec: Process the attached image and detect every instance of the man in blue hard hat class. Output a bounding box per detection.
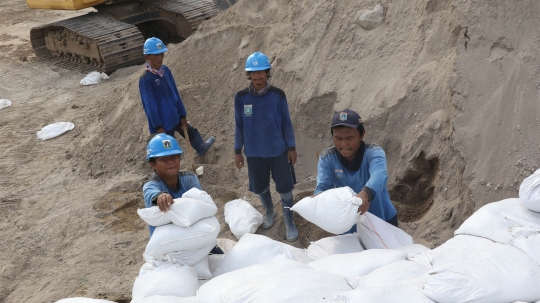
[139,37,215,155]
[234,52,299,242]
[143,133,223,254]
[314,108,398,233]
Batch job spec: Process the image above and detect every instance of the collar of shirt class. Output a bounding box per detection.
[146,63,165,77]
[248,81,271,96]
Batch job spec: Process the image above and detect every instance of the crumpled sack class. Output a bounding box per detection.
[80,71,109,85]
[0,99,12,110]
[519,169,540,212]
[224,199,263,239]
[37,122,75,140]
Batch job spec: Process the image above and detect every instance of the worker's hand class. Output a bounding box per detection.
[234,154,244,170]
[180,118,188,130]
[356,191,370,215]
[156,193,174,212]
[287,150,297,166]
[156,128,165,134]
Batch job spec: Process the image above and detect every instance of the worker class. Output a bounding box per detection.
[139,37,215,155]
[314,108,398,233]
[142,133,223,253]
[234,52,299,242]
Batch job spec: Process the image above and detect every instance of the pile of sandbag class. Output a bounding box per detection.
[132,188,220,303]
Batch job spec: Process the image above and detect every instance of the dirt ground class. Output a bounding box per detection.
[1,0,539,302]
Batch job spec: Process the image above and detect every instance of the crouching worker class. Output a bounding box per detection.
[314,109,398,234]
[143,133,223,254]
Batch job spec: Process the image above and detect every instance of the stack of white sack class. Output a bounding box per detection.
[292,186,414,249]
[132,188,220,302]
[223,199,263,239]
[406,196,540,303]
[198,258,353,303]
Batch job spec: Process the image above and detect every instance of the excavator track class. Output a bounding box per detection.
[29,0,222,74]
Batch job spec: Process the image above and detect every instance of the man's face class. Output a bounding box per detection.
[145,53,165,70]
[248,70,267,89]
[332,126,365,160]
[149,154,180,179]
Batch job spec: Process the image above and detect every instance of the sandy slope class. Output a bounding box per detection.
[0,0,539,302]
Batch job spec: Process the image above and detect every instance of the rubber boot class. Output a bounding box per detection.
[280,191,298,242]
[190,130,215,156]
[258,188,276,229]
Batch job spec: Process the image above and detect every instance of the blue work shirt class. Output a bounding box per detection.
[314,144,397,221]
[143,170,202,235]
[234,86,296,158]
[139,66,187,134]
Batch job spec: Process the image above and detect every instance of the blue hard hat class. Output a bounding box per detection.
[143,37,169,55]
[245,52,271,71]
[146,134,182,160]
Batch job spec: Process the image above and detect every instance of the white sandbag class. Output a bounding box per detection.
[131,263,198,302]
[212,233,297,277]
[224,199,263,239]
[330,281,435,303]
[357,212,414,249]
[408,235,495,268]
[137,207,171,227]
[284,243,314,264]
[216,238,236,253]
[423,242,540,303]
[0,99,12,110]
[143,216,220,261]
[131,296,198,303]
[181,188,214,204]
[292,187,359,234]
[513,234,540,265]
[209,254,226,275]
[520,169,540,212]
[55,299,116,303]
[199,258,352,303]
[454,198,540,244]
[306,234,364,260]
[148,240,217,267]
[192,256,212,279]
[80,71,109,85]
[167,197,218,227]
[394,243,431,254]
[308,249,406,277]
[37,122,75,140]
[346,260,429,289]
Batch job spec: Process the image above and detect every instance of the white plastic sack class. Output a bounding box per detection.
[143,216,220,261]
[131,296,198,303]
[454,198,540,245]
[37,122,74,140]
[0,99,12,110]
[132,263,198,302]
[408,235,495,268]
[80,71,109,85]
[181,188,214,204]
[394,243,431,254]
[306,234,364,260]
[224,199,263,239]
[520,169,540,212]
[346,260,429,289]
[513,234,540,265]
[212,233,297,277]
[292,187,359,234]
[330,281,435,303]
[147,240,217,267]
[192,256,212,279]
[208,254,226,275]
[356,212,414,249]
[423,242,540,303]
[55,299,116,303]
[308,249,407,277]
[198,258,352,303]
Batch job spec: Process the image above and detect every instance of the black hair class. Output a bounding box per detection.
[246,68,272,80]
[330,124,365,136]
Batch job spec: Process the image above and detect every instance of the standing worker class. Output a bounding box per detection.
[139,37,215,155]
[314,108,398,233]
[234,52,299,242]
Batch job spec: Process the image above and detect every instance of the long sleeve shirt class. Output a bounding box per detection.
[314,144,397,221]
[234,86,296,158]
[139,65,187,134]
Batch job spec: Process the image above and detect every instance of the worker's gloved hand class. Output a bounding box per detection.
[156,192,174,212]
